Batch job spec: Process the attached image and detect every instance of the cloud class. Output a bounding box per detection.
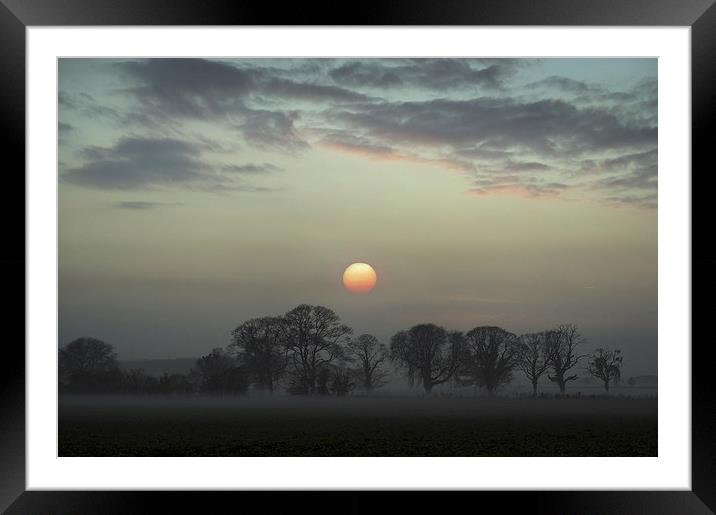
[525,75,603,94]
[60,58,657,207]
[319,89,655,207]
[221,163,283,174]
[237,109,310,152]
[467,183,566,199]
[329,59,521,90]
[117,59,255,118]
[329,62,404,88]
[63,136,281,191]
[64,137,211,189]
[318,133,475,172]
[335,97,656,155]
[117,58,368,117]
[263,77,369,103]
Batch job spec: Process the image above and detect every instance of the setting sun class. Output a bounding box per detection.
[342,263,377,292]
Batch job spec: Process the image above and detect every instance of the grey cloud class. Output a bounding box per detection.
[319,132,397,157]
[237,110,309,152]
[502,160,551,173]
[329,59,520,90]
[58,91,76,109]
[117,59,368,120]
[263,77,369,103]
[64,136,284,192]
[221,163,283,174]
[117,59,254,118]
[578,148,657,176]
[526,75,603,94]
[578,149,657,208]
[335,97,656,156]
[329,62,404,88]
[61,58,656,207]
[58,90,175,132]
[603,193,657,209]
[469,178,568,199]
[64,137,211,190]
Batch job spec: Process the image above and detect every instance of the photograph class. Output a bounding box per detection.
[57,56,658,457]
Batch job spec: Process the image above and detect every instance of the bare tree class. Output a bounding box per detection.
[59,337,118,378]
[330,365,356,397]
[195,348,248,394]
[346,334,388,392]
[229,316,287,393]
[545,324,585,394]
[390,324,462,394]
[462,326,519,396]
[59,337,121,392]
[587,348,623,392]
[516,332,550,398]
[282,304,352,395]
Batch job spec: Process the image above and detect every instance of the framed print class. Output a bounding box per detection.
[2,0,714,513]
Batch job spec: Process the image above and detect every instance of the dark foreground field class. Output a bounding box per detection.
[59,395,657,456]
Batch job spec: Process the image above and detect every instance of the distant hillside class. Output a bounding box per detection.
[118,358,197,377]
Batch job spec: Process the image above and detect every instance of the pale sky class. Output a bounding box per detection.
[58,58,657,375]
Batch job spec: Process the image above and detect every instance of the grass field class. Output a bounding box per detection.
[58,394,657,457]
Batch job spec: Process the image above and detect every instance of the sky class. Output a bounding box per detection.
[58,58,657,376]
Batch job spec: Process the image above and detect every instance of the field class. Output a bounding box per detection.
[58,394,657,457]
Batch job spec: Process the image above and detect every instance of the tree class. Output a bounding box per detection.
[282,304,352,395]
[158,373,194,395]
[121,368,159,394]
[587,348,623,392]
[462,326,519,396]
[330,366,356,397]
[229,316,287,393]
[390,324,461,394]
[516,332,550,398]
[58,337,121,392]
[195,348,248,394]
[346,334,388,392]
[545,324,585,394]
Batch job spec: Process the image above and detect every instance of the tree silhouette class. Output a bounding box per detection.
[229,316,287,393]
[158,373,194,395]
[282,304,352,395]
[462,326,519,396]
[516,332,550,398]
[545,324,585,394]
[390,324,462,394]
[121,368,158,394]
[346,334,388,392]
[58,337,121,392]
[587,348,623,392]
[195,348,248,394]
[330,366,356,396]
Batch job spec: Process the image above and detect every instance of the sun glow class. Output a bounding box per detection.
[342,263,377,292]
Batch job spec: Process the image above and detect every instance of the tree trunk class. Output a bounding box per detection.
[604,380,609,392]
[532,380,538,398]
[424,382,433,394]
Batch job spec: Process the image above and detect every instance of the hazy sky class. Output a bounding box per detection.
[58,58,657,375]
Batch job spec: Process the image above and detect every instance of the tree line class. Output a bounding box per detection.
[58,304,624,397]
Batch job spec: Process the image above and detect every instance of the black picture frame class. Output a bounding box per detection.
[1,1,713,513]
